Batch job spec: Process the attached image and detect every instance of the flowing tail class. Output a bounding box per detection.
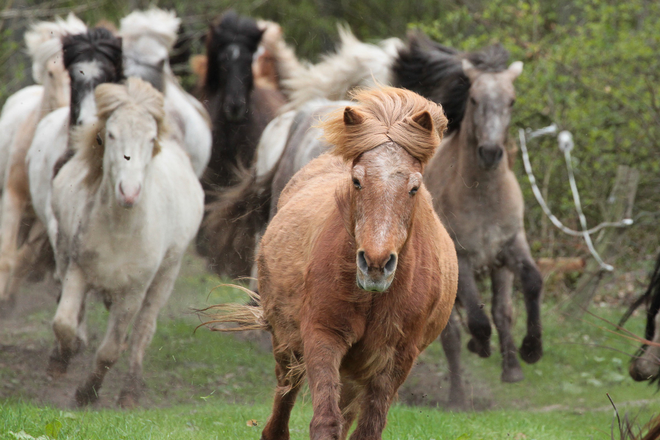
[196,164,276,279]
[196,285,268,332]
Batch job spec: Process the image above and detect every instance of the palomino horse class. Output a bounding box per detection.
[407,41,544,406]
[47,78,203,408]
[0,15,87,313]
[203,87,457,440]
[195,11,286,277]
[625,251,660,384]
[120,8,212,178]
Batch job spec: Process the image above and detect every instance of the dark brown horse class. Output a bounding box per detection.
[203,87,458,439]
[196,11,285,276]
[622,251,660,384]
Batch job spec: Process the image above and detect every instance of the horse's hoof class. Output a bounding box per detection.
[467,337,491,358]
[46,354,69,379]
[519,336,543,364]
[0,296,16,318]
[501,366,524,383]
[75,386,99,407]
[447,388,468,411]
[117,390,139,409]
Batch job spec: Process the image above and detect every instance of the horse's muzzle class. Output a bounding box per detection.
[355,250,397,292]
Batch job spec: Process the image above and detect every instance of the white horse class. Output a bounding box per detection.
[0,15,86,311]
[120,8,212,178]
[47,78,203,408]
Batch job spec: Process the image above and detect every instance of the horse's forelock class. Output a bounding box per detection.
[322,87,447,166]
[212,11,263,52]
[63,28,123,76]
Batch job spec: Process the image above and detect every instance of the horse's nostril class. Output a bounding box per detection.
[384,253,397,274]
[357,251,368,274]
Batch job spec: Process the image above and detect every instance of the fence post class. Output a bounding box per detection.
[563,165,640,317]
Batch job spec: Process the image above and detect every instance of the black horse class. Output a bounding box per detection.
[196,11,285,277]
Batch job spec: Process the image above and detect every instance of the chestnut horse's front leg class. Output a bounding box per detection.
[350,347,417,440]
[303,329,350,440]
[504,232,543,364]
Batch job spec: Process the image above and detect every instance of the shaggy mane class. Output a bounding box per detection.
[24,13,87,83]
[321,86,447,165]
[62,27,123,76]
[119,8,180,51]
[394,32,510,134]
[74,77,166,188]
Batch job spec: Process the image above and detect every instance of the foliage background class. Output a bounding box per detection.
[1,0,658,271]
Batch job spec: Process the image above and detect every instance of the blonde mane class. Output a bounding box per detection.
[25,13,87,83]
[321,86,448,165]
[75,77,167,188]
[119,8,180,51]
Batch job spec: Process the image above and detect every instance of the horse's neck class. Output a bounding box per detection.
[39,83,61,119]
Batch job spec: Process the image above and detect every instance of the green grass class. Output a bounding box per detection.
[1,252,659,439]
[0,401,645,440]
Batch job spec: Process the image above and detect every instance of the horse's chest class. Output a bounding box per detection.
[73,223,161,289]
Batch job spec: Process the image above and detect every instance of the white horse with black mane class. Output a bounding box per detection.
[47,77,203,408]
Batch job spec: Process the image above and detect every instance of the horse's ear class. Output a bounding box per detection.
[411,110,434,132]
[506,61,523,80]
[343,107,365,126]
[461,59,480,82]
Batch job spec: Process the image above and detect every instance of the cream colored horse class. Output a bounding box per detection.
[0,15,86,312]
[120,8,212,178]
[47,78,203,408]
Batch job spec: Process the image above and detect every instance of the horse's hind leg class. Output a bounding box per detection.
[505,233,543,364]
[118,260,181,408]
[440,310,467,408]
[75,287,144,407]
[261,346,303,440]
[491,266,523,383]
[457,257,492,358]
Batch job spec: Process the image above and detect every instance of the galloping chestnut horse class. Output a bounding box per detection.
[204,87,458,440]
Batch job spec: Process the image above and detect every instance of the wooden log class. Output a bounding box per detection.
[563,165,640,317]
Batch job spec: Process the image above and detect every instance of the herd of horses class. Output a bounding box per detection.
[0,7,657,438]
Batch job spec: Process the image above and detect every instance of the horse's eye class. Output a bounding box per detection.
[409,187,419,196]
[510,99,516,107]
[353,178,362,190]
[48,71,54,79]
[108,132,115,140]
[470,97,477,106]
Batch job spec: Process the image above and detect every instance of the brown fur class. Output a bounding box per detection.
[322,87,447,166]
[204,87,458,440]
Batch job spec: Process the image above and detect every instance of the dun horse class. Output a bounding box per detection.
[47,78,204,407]
[410,41,544,407]
[202,87,458,440]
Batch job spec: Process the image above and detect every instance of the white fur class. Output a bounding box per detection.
[120,9,212,177]
[255,110,297,178]
[283,26,403,110]
[0,86,43,192]
[25,13,87,83]
[49,98,203,404]
[26,107,69,239]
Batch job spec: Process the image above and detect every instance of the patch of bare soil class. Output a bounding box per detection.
[0,251,496,411]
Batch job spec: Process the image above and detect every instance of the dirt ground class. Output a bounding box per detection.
[0,251,499,411]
